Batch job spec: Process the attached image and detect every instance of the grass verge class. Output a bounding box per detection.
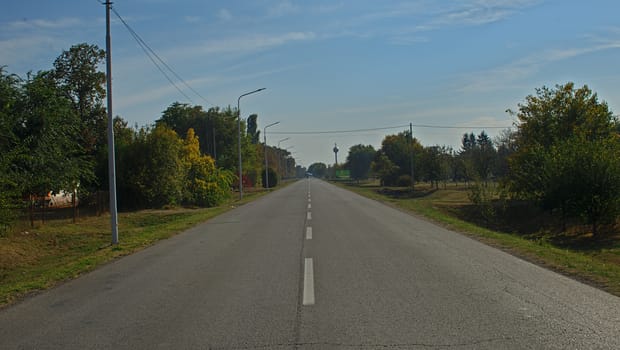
[334,180,620,297]
[0,189,270,308]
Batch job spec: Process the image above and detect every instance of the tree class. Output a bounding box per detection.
[52,44,107,171]
[158,102,208,152]
[458,131,496,183]
[117,125,185,208]
[473,131,496,182]
[507,83,620,235]
[542,136,620,236]
[19,72,93,196]
[371,152,400,186]
[157,103,252,176]
[346,144,376,181]
[261,167,278,188]
[380,131,423,181]
[0,67,23,231]
[181,129,233,206]
[511,83,615,149]
[494,129,517,179]
[246,114,260,144]
[308,162,327,178]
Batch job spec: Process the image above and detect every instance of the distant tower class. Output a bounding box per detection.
[333,143,339,165]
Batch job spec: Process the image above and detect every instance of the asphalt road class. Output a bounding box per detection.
[1,178,619,349]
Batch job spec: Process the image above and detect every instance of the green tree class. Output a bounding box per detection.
[308,162,327,178]
[508,83,619,235]
[0,67,23,231]
[52,43,108,191]
[543,136,620,236]
[157,103,251,177]
[261,167,278,188]
[118,125,185,208]
[512,83,615,149]
[380,131,423,181]
[371,152,400,186]
[12,71,94,226]
[246,114,260,144]
[158,102,208,152]
[494,129,517,179]
[346,144,376,181]
[473,131,496,182]
[420,146,442,188]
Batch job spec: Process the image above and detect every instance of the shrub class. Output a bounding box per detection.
[397,175,413,187]
[261,168,278,188]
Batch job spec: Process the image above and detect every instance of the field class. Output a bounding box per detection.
[336,180,620,297]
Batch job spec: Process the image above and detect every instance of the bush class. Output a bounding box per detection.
[468,182,506,226]
[261,168,278,188]
[397,175,412,187]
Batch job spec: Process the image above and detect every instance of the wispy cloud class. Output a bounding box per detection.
[323,0,539,45]
[6,17,83,30]
[430,0,539,27]
[268,1,300,18]
[459,38,620,93]
[180,31,316,57]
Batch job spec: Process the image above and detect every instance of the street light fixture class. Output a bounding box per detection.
[237,88,265,199]
[264,121,280,190]
[277,137,290,148]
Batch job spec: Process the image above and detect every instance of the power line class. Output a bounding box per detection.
[110,6,211,106]
[270,123,512,135]
[411,123,512,129]
[270,125,409,135]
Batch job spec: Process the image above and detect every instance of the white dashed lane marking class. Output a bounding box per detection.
[303,258,315,305]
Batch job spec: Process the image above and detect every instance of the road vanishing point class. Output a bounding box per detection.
[1,178,619,349]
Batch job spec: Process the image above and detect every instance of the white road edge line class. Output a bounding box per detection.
[306,226,312,240]
[307,212,312,220]
[303,258,315,305]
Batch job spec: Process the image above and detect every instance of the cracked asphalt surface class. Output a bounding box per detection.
[1,178,619,349]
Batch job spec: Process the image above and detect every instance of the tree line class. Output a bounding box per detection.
[310,83,620,236]
[0,42,296,231]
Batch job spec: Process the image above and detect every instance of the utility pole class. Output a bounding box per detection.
[104,1,119,244]
[410,122,415,191]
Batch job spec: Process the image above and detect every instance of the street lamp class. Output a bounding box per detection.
[277,137,290,178]
[237,88,265,199]
[264,121,280,190]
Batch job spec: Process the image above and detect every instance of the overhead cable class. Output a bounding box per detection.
[270,123,512,135]
[111,6,211,105]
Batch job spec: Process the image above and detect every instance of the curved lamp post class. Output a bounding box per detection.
[237,88,265,199]
[264,121,280,190]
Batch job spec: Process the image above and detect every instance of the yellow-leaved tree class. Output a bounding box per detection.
[182,128,234,207]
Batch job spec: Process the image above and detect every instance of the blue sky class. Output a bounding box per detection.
[2,1,620,166]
